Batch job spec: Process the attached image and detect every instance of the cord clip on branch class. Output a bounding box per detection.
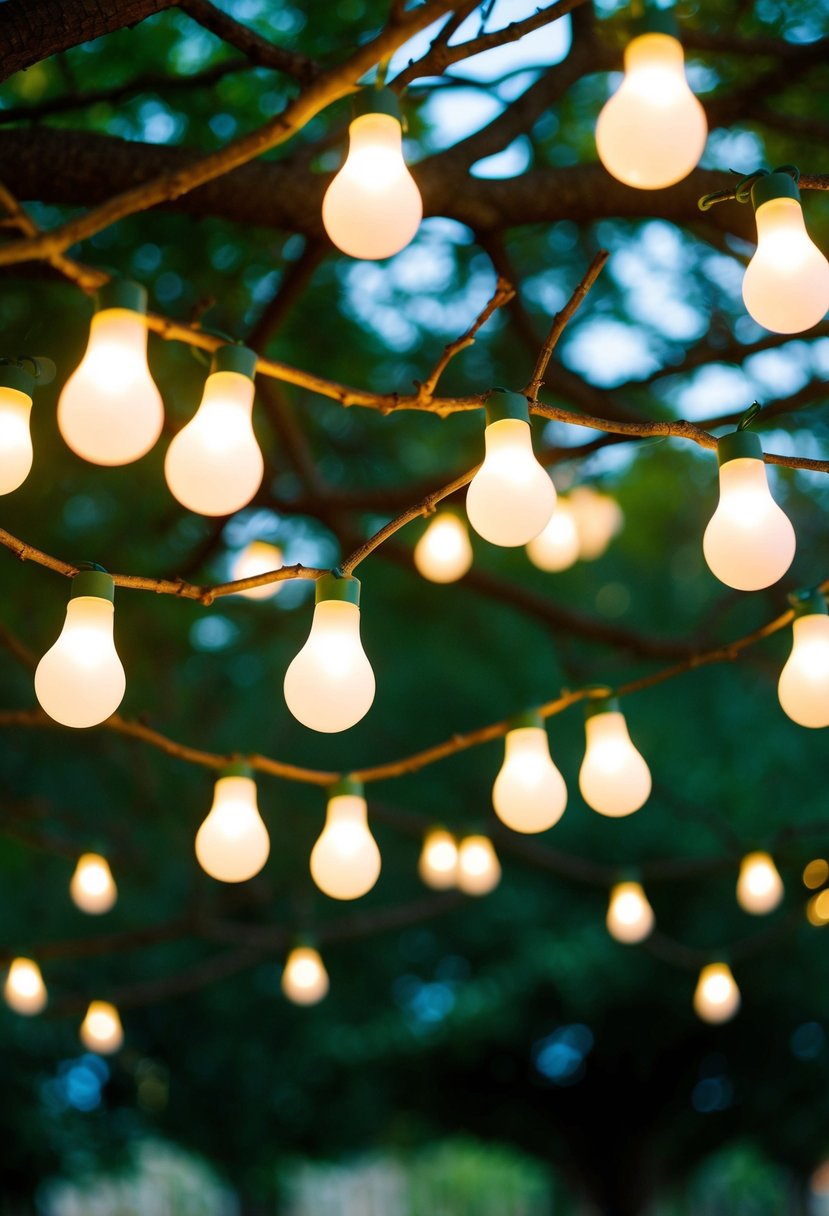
[697,165,800,211]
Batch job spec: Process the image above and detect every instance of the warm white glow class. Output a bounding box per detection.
[778,612,829,728]
[596,32,707,189]
[526,499,580,572]
[322,112,422,259]
[58,309,164,466]
[4,958,47,1016]
[414,513,473,584]
[703,458,795,591]
[568,486,624,560]
[0,386,33,494]
[231,541,284,600]
[456,835,501,896]
[466,418,556,547]
[35,596,126,729]
[281,945,330,1005]
[693,962,740,1024]
[80,1000,124,1054]
[607,881,654,944]
[70,853,117,915]
[579,709,651,818]
[736,851,784,916]
[492,726,567,834]
[284,599,375,733]
[310,792,381,900]
[418,828,459,889]
[195,774,270,883]
[743,198,829,334]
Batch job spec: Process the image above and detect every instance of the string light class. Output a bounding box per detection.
[0,362,35,495]
[807,890,829,927]
[606,881,654,944]
[281,944,330,1006]
[578,695,651,818]
[693,962,741,1024]
[231,541,284,600]
[414,512,473,584]
[3,957,47,1015]
[70,853,117,915]
[310,778,381,901]
[456,835,501,896]
[526,498,580,573]
[803,859,829,890]
[195,765,270,883]
[568,486,624,561]
[778,592,829,728]
[736,852,784,916]
[418,828,459,889]
[492,712,567,834]
[80,1000,124,1054]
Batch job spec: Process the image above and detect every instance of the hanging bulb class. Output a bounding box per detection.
[492,712,567,834]
[778,592,829,728]
[568,486,624,561]
[195,765,270,883]
[607,880,654,944]
[70,853,117,915]
[3,957,47,1015]
[322,87,422,260]
[281,944,330,1006]
[595,11,707,190]
[526,498,580,572]
[579,695,651,818]
[284,573,375,733]
[736,851,784,915]
[418,827,459,890]
[693,962,740,1024]
[703,429,795,591]
[165,346,263,517]
[35,569,126,729]
[231,541,283,600]
[742,172,829,334]
[414,513,473,584]
[456,835,501,896]
[58,280,163,466]
[0,363,35,495]
[466,389,556,547]
[310,778,381,900]
[80,1000,124,1054]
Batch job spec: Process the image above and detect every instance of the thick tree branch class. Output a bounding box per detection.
[178,0,320,83]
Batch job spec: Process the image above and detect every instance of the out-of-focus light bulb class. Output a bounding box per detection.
[80,1000,123,1054]
[595,19,707,190]
[284,574,375,733]
[418,827,459,889]
[742,172,829,334]
[35,569,126,729]
[579,696,651,818]
[165,346,263,517]
[703,430,795,591]
[693,962,740,1024]
[568,486,624,560]
[606,881,655,944]
[526,498,580,572]
[281,944,330,1006]
[231,541,283,600]
[0,364,35,495]
[322,88,422,260]
[310,778,381,900]
[4,957,47,1015]
[492,712,567,834]
[414,513,473,584]
[456,835,501,896]
[58,280,163,466]
[736,851,784,915]
[778,592,829,728]
[466,390,556,547]
[70,853,117,915]
[803,858,829,890]
[195,766,269,883]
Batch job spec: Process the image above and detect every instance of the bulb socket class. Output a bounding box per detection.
[219,761,254,780]
[716,430,763,466]
[352,86,402,123]
[329,776,364,800]
[508,710,544,732]
[750,171,801,212]
[95,279,148,316]
[584,694,619,721]
[70,570,115,603]
[315,573,361,607]
[0,364,35,397]
[792,591,828,620]
[210,344,257,380]
[484,389,530,427]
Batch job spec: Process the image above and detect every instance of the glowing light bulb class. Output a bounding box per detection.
[595,21,707,190]
[4,957,47,1015]
[492,713,567,834]
[742,172,829,334]
[195,766,270,883]
[579,696,651,818]
[693,962,740,1024]
[165,346,263,517]
[80,1000,123,1054]
[568,486,624,560]
[58,280,163,466]
[35,570,126,729]
[0,364,35,494]
[231,541,283,600]
[418,828,459,890]
[703,430,795,591]
[414,513,473,584]
[310,779,381,901]
[281,945,330,1006]
[284,574,375,733]
[607,881,654,944]
[778,592,829,727]
[456,835,501,896]
[466,390,556,547]
[526,498,580,572]
[70,853,117,915]
[322,88,422,260]
[736,851,784,916]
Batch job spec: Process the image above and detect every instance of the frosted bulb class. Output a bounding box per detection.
[703,431,795,592]
[456,835,501,896]
[165,347,263,517]
[0,369,34,495]
[779,598,829,728]
[693,962,740,1024]
[579,699,651,818]
[35,570,126,729]
[310,781,381,901]
[526,499,580,572]
[281,946,329,1006]
[70,853,117,915]
[284,574,375,733]
[736,851,784,916]
[607,881,654,944]
[418,828,458,890]
[414,513,473,584]
[231,541,283,600]
[492,718,567,834]
[322,94,422,260]
[80,1000,123,1054]
[568,486,624,560]
[596,30,707,189]
[195,769,270,883]
[4,958,47,1016]
[58,281,163,466]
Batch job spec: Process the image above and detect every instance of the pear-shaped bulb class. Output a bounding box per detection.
[579,700,651,818]
[526,498,580,571]
[456,835,501,896]
[310,783,381,901]
[80,1000,123,1054]
[281,946,329,1005]
[70,853,117,915]
[414,513,473,584]
[492,721,567,834]
[693,962,740,1024]
[778,602,829,728]
[4,957,47,1015]
[607,881,654,943]
[418,828,458,890]
[736,851,784,915]
[231,541,283,600]
[743,194,829,334]
[467,413,556,548]
[0,376,33,495]
[195,771,270,883]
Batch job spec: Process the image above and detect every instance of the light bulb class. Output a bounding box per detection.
[0,364,35,495]
[3,957,47,1015]
[58,279,164,466]
[80,1000,123,1054]
[414,513,473,584]
[526,498,580,572]
[595,22,707,190]
[492,713,567,834]
[607,881,654,944]
[778,593,829,728]
[165,346,263,517]
[742,173,829,334]
[456,835,501,896]
[195,766,270,883]
[322,88,422,260]
[281,945,330,1006]
[310,779,381,901]
[736,851,784,916]
[231,541,284,600]
[579,696,651,818]
[466,390,556,547]
[693,962,740,1024]
[35,570,126,729]
[703,430,795,592]
[418,828,458,890]
[70,853,117,915]
[284,574,375,733]
[568,486,624,561]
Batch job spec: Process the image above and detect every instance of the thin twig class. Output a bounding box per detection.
[524,250,609,400]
